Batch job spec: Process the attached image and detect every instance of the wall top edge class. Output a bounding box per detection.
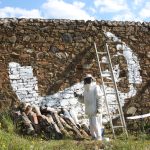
[0,18,149,26]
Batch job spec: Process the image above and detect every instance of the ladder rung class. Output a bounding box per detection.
[102,74,111,77]
[104,114,121,117]
[100,61,109,64]
[113,126,124,129]
[101,71,111,77]
[106,41,122,44]
[104,82,113,84]
[102,71,111,74]
[106,92,116,94]
[109,103,118,105]
[97,52,107,55]
[114,114,121,117]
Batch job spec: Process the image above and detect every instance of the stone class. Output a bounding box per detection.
[10,52,20,59]
[46,37,54,42]
[62,33,73,43]
[36,35,45,42]
[20,54,30,59]
[9,35,17,43]
[50,46,59,53]
[91,25,97,31]
[23,36,30,42]
[0,62,6,70]
[87,37,92,43]
[129,35,137,41]
[82,64,93,69]
[146,52,150,58]
[58,45,65,51]
[74,36,83,41]
[25,48,34,53]
[55,52,68,59]
[15,45,24,50]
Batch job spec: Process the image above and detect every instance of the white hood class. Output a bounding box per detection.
[84,82,96,92]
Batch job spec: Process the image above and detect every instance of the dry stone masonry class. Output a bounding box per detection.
[0,19,149,124]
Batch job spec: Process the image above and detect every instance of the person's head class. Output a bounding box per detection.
[83,74,95,85]
[84,74,96,91]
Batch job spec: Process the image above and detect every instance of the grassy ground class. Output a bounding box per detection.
[0,112,149,150]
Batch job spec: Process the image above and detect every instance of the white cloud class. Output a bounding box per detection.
[73,1,85,9]
[42,0,94,20]
[0,7,42,18]
[94,0,128,13]
[139,2,150,19]
[133,0,143,6]
[112,11,142,22]
[89,7,96,14]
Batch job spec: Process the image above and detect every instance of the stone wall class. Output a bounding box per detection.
[0,19,149,116]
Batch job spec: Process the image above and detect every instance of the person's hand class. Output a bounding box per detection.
[97,109,101,114]
[74,91,78,97]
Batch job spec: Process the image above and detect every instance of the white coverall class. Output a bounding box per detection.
[78,82,104,140]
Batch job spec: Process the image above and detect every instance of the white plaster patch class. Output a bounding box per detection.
[8,62,39,104]
[41,83,85,118]
[105,31,142,84]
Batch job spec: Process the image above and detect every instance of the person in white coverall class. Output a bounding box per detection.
[74,74,104,140]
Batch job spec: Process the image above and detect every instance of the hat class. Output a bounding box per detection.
[84,74,95,81]
[84,74,92,78]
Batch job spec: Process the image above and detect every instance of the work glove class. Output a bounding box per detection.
[74,91,78,97]
[97,108,102,114]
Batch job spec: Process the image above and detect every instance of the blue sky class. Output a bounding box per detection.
[0,0,149,21]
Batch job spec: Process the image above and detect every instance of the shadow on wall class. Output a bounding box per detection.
[47,45,96,94]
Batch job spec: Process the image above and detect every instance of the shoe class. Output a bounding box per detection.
[96,137,102,141]
[91,137,96,140]
[103,137,110,142]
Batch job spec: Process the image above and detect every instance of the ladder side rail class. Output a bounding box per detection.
[105,43,128,137]
[94,42,116,138]
[105,43,124,122]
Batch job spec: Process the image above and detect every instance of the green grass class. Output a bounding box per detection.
[109,134,150,150]
[0,112,150,150]
[0,130,83,150]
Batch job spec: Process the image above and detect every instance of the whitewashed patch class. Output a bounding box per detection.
[8,62,39,103]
